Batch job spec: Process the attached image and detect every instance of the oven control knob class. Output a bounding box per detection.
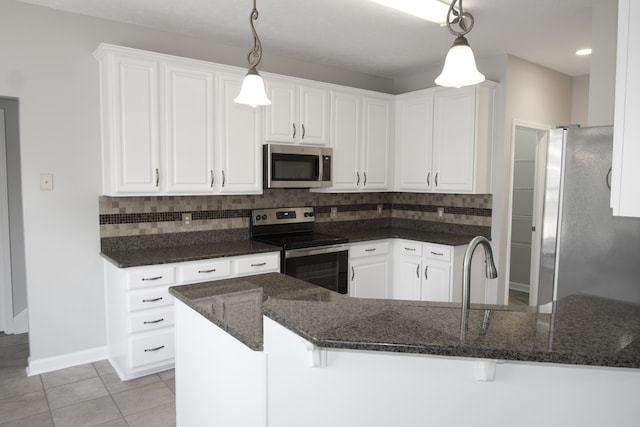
[255,215,260,221]
[261,214,268,220]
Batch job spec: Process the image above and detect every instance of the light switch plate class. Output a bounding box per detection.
[40,173,53,191]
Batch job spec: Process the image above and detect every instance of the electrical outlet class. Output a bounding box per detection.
[377,204,383,215]
[437,207,444,218]
[330,207,338,218]
[182,213,193,227]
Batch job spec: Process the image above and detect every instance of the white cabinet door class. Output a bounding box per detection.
[432,87,476,192]
[218,73,263,194]
[328,91,361,191]
[265,81,297,143]
[395,93,434,191]
[107,54,161,194]
[612,0,640,217]
[162,62,216,193]
[361,96,392,191]
[422,262,451,302]
[298,87,329,146]
[350,257,390,299]
[393,253,422,300]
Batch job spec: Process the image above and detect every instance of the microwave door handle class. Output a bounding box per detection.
[316,157,321,180]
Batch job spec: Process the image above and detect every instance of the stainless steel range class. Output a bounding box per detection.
[250,207,348,294]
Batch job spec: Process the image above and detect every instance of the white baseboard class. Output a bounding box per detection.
[510,282,530,293]
[27,346,108,376]
[2,308,29,335]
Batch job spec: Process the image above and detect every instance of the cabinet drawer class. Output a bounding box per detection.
[129,330,175,368]
[126,266,175,290]
[234,253,280,276]
[397,241,422,257]
[127,287,173,312]
[423,244,452,262]
[177,259,232,283]
[350,241,390,258]
[128,308,175,333]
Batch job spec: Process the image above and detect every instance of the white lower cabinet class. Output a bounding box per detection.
[348,240,391,299]
[104,251,279,380]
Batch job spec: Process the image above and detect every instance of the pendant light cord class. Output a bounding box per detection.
[445,0,475,37]
[247,0,263,69]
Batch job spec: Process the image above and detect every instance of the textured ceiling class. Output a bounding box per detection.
[17,0,615,78]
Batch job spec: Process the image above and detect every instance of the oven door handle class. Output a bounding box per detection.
[285,244,347,259]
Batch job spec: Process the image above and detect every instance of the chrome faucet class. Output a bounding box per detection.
[462,236,498,310]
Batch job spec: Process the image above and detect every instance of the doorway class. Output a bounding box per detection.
[0,97,28,334]
[507,123,549,306]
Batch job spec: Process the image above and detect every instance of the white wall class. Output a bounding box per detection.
[572,75,590,126]
[588,1,618,126]
[0,0,393,372]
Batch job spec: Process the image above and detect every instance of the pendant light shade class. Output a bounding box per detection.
[435,36,485,88]
[435,0,485,88]
[234,67,271,107]
[234,0,271,107]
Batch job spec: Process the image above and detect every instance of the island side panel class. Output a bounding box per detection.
[174,300,267,427]
[263,317,640,427]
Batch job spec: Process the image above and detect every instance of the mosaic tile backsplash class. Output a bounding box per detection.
[99,190,491,238]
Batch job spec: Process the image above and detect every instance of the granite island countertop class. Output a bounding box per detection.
[169,272,640,369]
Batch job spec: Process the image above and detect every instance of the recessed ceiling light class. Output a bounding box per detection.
[370,0,451,24]
[576,48,592,56]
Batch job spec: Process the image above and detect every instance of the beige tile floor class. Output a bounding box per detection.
[0,333,176,426]
[508,289,530,306]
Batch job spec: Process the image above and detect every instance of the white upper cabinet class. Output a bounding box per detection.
[611,0,640,217]
[161,61,216,194]
[97,50,161,194]
[95,44,263,196]
[265,79,330,146]
[361,96,392,190]
[217,73,262,194]
[327,91,362,191]
[395,82,495,194]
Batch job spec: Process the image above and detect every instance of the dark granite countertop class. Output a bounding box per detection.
[337,226,479,246]
[169,272,640,369]
[101,240,281,268]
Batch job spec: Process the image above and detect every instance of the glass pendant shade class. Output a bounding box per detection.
[435,36,485,88]
[234,68,271,107]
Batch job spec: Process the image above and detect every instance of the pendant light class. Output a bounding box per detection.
[435,0,485,88]
[234,0,271,107]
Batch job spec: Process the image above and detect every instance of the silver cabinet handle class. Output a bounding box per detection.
[142,297,163,303]
[351,266,355,281]
[141,276,162,281]
[364,248,376,252]
[144,345,165,352]
[415,264,420,278]
[435,172,438,187]
[430,251,444,256]
[143,318,165,325]
[606,167,612,190]
[198,268,217,273]
[210,170,214,188]
[222,170,226,187]
[356,172,360,186]
[301,123,305,139]
[363,172,367,186]
[404,247,416,251]
[427,172,430,186]
[292,123,296,139]
[155,168,159,187]
[424,266,429,280]
[251,262,267,267]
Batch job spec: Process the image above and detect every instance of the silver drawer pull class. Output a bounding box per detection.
[404,247,416,251]
[198,268,217,273]
[430,251,444,256]
[142,276,162,281]
[143,318,164,325]
[365,248,376,252]
[142,297,163,303]
[144,345,165,352]
[251,262,267,267]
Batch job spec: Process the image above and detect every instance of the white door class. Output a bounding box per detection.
[350,258,389,299]
[265,80,297,143]
[162,62,216,193]
[432,87,476,192]
[396,93,434,191]
[298,87,329,146]
[361,97,391,191]
[112,55,161,193]
[0,108,10,333]
[422,262,451,302]
[393,254,422,300]
[329,91,361,191]
[218,74,263,194]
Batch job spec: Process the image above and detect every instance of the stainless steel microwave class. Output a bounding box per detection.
[263,144,332,189]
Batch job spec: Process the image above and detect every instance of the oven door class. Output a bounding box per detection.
[283,245,348,294]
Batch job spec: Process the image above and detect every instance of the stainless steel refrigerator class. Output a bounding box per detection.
[538,126,640,307]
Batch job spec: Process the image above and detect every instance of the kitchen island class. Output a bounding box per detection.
[170,273,640,427]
